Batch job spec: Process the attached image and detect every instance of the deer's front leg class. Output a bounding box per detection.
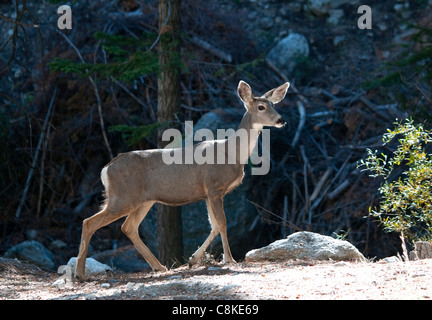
[207,196,236,264]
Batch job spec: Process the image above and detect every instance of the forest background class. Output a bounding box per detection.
[1,0,432,270]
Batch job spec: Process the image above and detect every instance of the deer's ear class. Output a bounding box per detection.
[263,82,290,104]
[237,80,253,105]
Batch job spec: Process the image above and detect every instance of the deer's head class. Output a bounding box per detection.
[237,80,289,130]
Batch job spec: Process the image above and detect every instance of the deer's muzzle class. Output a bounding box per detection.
[276,117,286,127]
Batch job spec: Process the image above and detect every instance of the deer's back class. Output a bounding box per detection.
[103,150,244,207]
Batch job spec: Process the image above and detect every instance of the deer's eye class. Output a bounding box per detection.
[258,105,266,111]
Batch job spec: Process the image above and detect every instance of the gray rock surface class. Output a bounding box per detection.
[267,33,309,76]
[245,231,366,262]
[91,245,150,272]
[409,241,432,260]
[306,0,359,17]
[4,240,55,269]
[67,257,111,275]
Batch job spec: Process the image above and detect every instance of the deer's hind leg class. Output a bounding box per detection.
[121,201,167,272]
[75,205,128,280]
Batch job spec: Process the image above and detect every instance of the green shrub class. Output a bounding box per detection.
[49,32,161,83]
[358,118,432,243]
[109,122,162,146]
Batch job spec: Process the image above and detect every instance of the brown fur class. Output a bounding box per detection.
[75,81,289,279]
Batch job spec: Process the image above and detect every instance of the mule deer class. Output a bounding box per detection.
[75,80,289,279]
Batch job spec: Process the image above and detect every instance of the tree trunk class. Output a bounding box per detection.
[157,0,184,268]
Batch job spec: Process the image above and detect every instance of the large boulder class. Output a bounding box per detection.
[4,240,55,269]
[245,231,365,262]
[267,33,309,76]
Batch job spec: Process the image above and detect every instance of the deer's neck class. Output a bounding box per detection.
[227,112,262,164]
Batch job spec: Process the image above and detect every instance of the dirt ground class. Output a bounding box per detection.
[1,258,431,300]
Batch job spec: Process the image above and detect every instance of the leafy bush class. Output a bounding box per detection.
[109,123,162,146]
[358,118,432,243]
[49,32,161,82]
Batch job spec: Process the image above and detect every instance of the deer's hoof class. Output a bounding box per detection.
[74,271,86,281]
[188,256,199,267]
[153,265,168,272]
[223,258,237,264]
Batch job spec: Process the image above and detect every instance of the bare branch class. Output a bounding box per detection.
[56,30,113,159]
[189,36,232,63]
[328,179,351,200]
[15,87,58,220]
[291,100,306,147]
[0,13,39,28]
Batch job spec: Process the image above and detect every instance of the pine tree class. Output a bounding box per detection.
[156,0,184,268]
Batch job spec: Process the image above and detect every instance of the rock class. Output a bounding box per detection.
[126,282,135,290]
[4,240,55,269]
[26,229,38,240]
[409,241,432,260]
[393,2,410,15]
[377,256,401,264]
[260,17,274,30]
[193,108,244,135]
[208,266,222,271]
[100,283,110,289]
[67,257,111,275]
[267,33,309,76]
[306,0,332,17]
[327,9,344,25]
[248,11,258,20]
[49,240,67,251]
[245,231,366,262]
[51,278,68,288]
[306,0,358,17]
[333,35,346,47]
[90,245,151,272]
[286,3,302,13]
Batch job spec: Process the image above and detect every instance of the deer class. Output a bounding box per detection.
[74,80,289,279]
